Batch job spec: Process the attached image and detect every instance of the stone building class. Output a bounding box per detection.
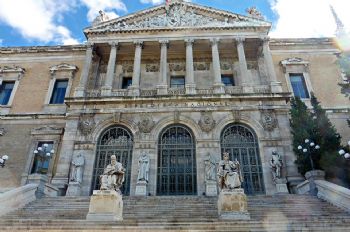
[0,0,349,197]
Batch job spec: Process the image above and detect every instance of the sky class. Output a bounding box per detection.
[0,0,349,47]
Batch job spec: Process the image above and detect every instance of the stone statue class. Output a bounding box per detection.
[100,155,125,192]
[137,152,150,182]
[217,152,243,191]
[204,154,217,181]
[69,153,85,184]
[270,151,283,182]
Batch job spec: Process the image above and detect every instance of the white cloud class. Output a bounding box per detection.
[0,0,79,45]
[0,39,3,46]
[140,0,163,5]
[270,0,350,38]
[80,0,127,22]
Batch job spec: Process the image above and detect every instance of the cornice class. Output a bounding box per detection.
[0,45,87,55]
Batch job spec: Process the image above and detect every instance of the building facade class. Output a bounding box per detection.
[0,0,349,196]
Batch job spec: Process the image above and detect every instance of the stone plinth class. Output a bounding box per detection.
[86,190,123,221]
[135,181,147,196]
[66,182,82,196]
[205,180,218,196]
[218,189,250,220]
[27,174,48,198]
[275,178,289,194]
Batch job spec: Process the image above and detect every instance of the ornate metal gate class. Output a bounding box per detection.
[91,126,133,195]
[220,124,265,195]
[157,125,197,195]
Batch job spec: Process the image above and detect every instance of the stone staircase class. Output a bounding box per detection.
[1,194,350,231]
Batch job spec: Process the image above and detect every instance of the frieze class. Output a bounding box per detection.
[74,142,94,150]
[87,2,270,33]
[138,113,156,133]
[31,125,64,135]
[122,61,134,73]
[169,62,186,72]
[78,114,96,136]
[260,110,278,131]
[146,64,160,72]
[49,63,78,75]
[194,62,210,71]
[198,111,216,132]
[220,60,233,71]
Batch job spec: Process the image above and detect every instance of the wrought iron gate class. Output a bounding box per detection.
[220,124,265,195]
[157,125,197,195]
[91,126,133,195]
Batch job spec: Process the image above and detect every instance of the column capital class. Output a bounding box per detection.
[159,40,169,48]
[235,37,246,44]
[210,38,220,46]
[108,41,119,47]
[185,38,195,46]
[133,40,144,48]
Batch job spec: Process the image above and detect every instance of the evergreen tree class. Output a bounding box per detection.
[289,97,318,174]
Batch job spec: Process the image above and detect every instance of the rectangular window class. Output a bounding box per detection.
[50,79,68,104]
[0,81,15,105]
[221,75,235,86]
[31,141,54,174]
[289,74,309,98]
[170,76,185,88]
[122,77,132,89]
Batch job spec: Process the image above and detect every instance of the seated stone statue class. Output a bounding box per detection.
[217,152,243,191]
[100,155,125,193]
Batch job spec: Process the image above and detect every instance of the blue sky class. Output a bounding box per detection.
[0,0,348,47]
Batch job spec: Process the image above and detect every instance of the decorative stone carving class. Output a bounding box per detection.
[220,61,233,71]
[88,2,270,33]
[0,65,25,80]
[122,62,134,73]
[204,153,217,181]
[78,114,96,136]
[113,112,122,123]
[174,110,180,123]
[260,110,278,131]
[217,152,243,191]
[246,6,264,20]
[92,10,110,26]
[198,111,216,132]
[49,63,78,76]
[69,153,85,184]
[270,151,283,182]
[100,155,125,193]
[169,62,186,72]
[280,57,309,73]
[138,113,155,133]
[137,152,150,182]
[232,110,241,122]
[194,62,210,71]
[145,64,159,72]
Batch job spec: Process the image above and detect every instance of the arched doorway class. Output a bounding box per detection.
[91,125,133,195]
[220,124,265,195]
[157,124,197,195]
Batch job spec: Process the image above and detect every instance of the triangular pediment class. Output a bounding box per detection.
[85,0,271,35]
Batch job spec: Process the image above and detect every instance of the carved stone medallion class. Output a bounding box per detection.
[78,114,96,136]
[260,110,278,131]
[138,113,155,133]
[146,64,160,72]
[0,128,5,136]
[198,112,216,132]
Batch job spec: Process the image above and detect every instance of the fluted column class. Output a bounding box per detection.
[261,37,281,92]
[236,37,249,86]
[74,42,94,97]
[129,41,143,96]
[157,40,169,95]
[185,38,196,94]
[102,42,118,96]
[211,38,224,94]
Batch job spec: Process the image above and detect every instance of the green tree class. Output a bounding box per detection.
[289,97,319,174]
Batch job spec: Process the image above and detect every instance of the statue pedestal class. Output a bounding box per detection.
[66,182,82,196]
[275,178,289,194]
[135,181,147,196]
[205,180,218,196]
[218,189,250,220]
[86,190,123,221]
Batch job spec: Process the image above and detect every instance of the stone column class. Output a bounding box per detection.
[102,42,118,96]
[51,117,79,195]
[236,38,249,86]
[74,43,94,97]
[129,41,143,96]
[157,40,169,95]
[185,38,196,94]
[211,38,224,94]
[261,37,282,92]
